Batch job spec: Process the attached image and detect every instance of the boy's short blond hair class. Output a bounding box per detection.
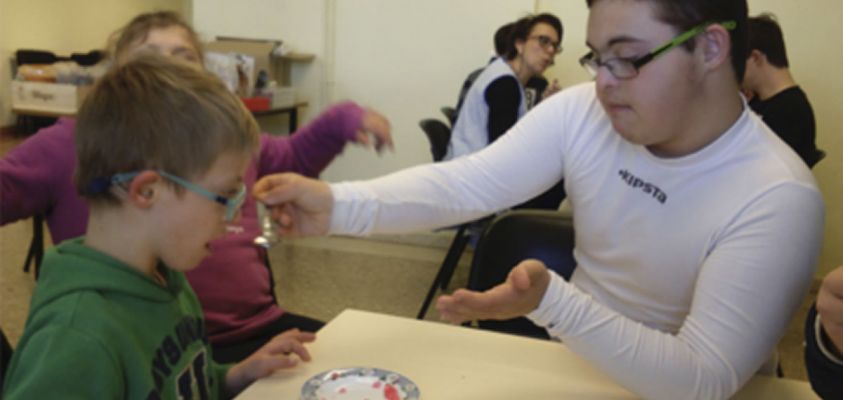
[75,53,259,203]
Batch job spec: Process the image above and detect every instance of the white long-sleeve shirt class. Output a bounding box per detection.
[329,82,824,399]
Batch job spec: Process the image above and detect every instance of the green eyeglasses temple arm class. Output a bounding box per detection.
[634,20,737,68]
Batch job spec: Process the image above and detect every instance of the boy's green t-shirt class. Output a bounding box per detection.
[3,238,231,399]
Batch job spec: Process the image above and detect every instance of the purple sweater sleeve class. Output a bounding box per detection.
[0,119,82,229]
[257,101,365,178]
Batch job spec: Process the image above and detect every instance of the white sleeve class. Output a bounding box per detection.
[328,97,569,236]
[528,183,824,400]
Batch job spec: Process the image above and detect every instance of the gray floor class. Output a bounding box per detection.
[0,137,817,383]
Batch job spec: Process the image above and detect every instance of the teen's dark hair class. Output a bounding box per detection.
[585,0,748,82]
[747,14,789,68]
[503,13,563,60]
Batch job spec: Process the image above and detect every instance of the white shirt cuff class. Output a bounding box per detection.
[526,271,568,332]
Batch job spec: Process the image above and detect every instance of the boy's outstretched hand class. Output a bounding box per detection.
[355,108,394,153]
[253,173,333,237]
[225,329,316,396]
[436,259,551,324]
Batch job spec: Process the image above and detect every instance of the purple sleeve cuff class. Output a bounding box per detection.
[256,101,365,178]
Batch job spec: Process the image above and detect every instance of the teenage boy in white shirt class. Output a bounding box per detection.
[252,1,824,399]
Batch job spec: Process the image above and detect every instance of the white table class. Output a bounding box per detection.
[236,309,818,399]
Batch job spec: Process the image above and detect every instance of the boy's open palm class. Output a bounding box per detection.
[253,173,333,237]
[225,329,316,396]
[436,259,551,324]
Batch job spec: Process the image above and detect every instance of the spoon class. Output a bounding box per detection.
[254,202,280,248]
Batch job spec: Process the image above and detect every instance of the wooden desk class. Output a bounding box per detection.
[237,309,819,399]
[251,101,308,133]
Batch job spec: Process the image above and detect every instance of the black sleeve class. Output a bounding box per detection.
[758,91,818,166]
[804,304,843,399]
[762,111,817,166]
[483,76,522,144]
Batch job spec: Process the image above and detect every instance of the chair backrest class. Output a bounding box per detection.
[468,209,577,339]
[419,118,451,162]
[440,106,457,126]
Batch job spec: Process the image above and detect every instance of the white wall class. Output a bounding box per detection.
[0,0,190,126]
[322,0,536,180]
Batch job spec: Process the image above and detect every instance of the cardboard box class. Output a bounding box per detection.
[205,37,284,92]
[267,86,296,108]
[11,81,91,115]
[205,37,314,89]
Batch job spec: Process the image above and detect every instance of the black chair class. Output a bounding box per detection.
[15,50,54,280]
[416,118,490,319]
[21,215,45,279]
[467,209,577,339]
[418,119,450,162]
[13,49,96,280]
[440,106,457,127]
[260,248,279,304]
[1,327,13,392]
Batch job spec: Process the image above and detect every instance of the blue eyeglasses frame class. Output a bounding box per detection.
[110,170,246,222]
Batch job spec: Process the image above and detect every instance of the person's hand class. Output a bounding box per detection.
[253,173,333,237]
[542,79,561,100]
[225,329,316,396]
[354,109,394,153]
[436,259,551,324]
[817,266,843,355]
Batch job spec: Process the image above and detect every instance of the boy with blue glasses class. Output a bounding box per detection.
[91,171,248,222]
[3,54,314,399]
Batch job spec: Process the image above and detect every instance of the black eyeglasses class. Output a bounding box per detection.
[579,20,736,80]
[529,35,563,55]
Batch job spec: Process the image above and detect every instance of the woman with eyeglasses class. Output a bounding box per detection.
[445,13,563,161]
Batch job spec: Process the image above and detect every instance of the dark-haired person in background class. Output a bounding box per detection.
[455,20,561,119]
[446,13,563,160]
[743,13,821,167]
[450,13,566,210]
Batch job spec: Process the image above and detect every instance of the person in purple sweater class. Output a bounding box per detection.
[0,11,393,364]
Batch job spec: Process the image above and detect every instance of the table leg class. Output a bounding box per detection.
[289,108,298,133]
